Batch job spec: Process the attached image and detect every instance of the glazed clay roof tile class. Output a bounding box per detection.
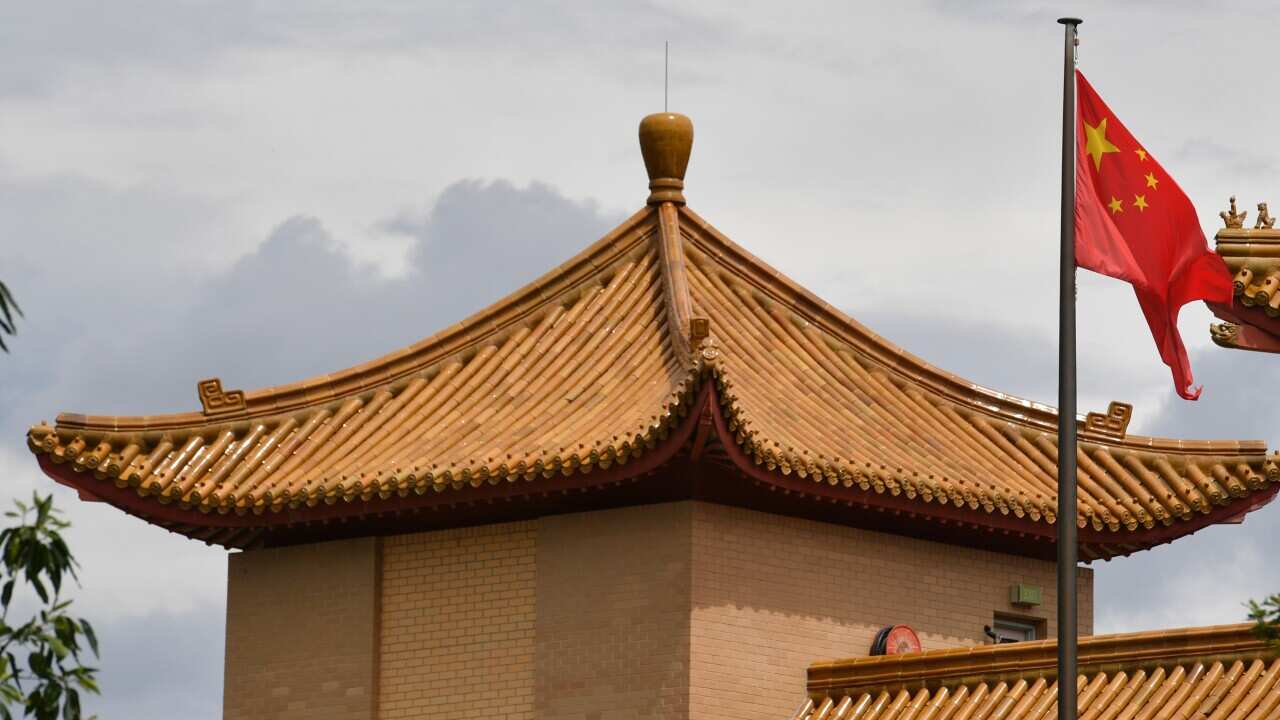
[25,117,1278,552]
[799,623,1278,720]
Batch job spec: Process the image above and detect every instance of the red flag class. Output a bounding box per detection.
[1074,71,1232,400]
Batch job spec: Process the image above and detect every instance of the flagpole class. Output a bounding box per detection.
[1056,16,1081,720]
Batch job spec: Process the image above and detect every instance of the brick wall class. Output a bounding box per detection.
[534,503,693,720]
[224,502,1093,720]
[688,503,1093,720]
[223,537,378,720]
[378,521,537,720]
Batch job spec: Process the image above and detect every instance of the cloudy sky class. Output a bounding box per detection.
[2,1,1278,716]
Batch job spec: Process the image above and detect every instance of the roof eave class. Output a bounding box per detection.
[806,622,1272,699]
[35,380,1279,560]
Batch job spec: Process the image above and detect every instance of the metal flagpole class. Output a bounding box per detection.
[1056,16,1081,720]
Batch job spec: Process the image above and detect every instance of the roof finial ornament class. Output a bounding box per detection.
[639,111,692,206]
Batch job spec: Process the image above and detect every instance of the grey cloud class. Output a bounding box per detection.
[83,607,225,720]
[926,0,1057,25]
[166,179,623,402]
[0,2,726,98]
[1093,502,1280,633]
[1174,139,1277,182]
[855,310,1057,403]
[0,3,269,97]
[406,180,623,307]
[0,172,233,425]
[852,306,1155,411]
[2,174,620,717]
[1146,344,1280,444]
[2,177,622,422]
[1085,342,1280,631]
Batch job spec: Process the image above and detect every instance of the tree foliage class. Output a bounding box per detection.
[0,281,20,353]
[0,494,98,720]
[1249,593,1280,647]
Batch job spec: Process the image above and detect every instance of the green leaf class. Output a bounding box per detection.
[47,639,67,662]
[29,578,47,605]
[62,689,78,720]
[0,280,22,324]
[0,495,98,718]
[78,622,96,658]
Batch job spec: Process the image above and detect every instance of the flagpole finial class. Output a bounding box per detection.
[1057,17,1083,25]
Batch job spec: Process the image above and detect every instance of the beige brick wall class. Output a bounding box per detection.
[224,537,378,720]
[534,504,693,720]
[688,503,1093,720]
[378,521,536,720]
[224,501,1093,720]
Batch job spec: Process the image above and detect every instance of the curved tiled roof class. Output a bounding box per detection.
[27,203,1279,551]
[31,209,698,508]
[1209,226,1280,353]
[798,623,1278,720]
[679,209,1276,535]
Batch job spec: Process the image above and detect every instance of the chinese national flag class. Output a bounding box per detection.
[1074,71,1232,400]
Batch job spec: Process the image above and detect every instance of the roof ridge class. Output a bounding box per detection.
[806,623,1273,699]
[44,206,662,434]
[655,202,697,365]
[676,205,1267,455]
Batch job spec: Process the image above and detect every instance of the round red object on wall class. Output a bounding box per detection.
[883,625,922,655]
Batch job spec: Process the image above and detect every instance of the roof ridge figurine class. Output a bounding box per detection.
[1220,195,1247,228]
[1256,201,1275,229]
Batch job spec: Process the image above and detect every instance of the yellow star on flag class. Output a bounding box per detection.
[1145,172,1159,189]
[1108,197,1124,214]
[1134,148,1148,162]
[1084,117,1121,171]
[1133,194,1149,211]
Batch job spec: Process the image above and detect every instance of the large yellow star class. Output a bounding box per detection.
[1108,197,1124,214]
[1084,117,1121,171]
[1145,172,1159,189]
[1133,194,1149,211]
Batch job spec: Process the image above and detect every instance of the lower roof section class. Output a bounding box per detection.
[800,623,1278,720]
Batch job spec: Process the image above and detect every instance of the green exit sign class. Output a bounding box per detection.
[1010,584,1042,607]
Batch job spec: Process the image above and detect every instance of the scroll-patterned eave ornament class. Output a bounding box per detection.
[198,377,246,417]
[1082,401,1132,441]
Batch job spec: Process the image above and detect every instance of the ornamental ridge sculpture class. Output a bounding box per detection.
[1210,322,1240,348]
[198,377,247,416]
[1256,202,1276,230]
[1082,401,1133,441]
[1220,196,1247,229]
